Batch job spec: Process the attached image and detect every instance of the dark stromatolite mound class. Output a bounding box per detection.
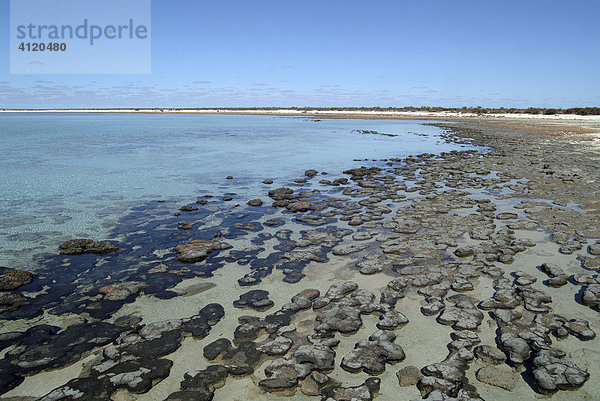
[497,212,518,220]
[454,247,474,258]
[59,238,118,255]
[514,271,537,286]
[33,304,224,400]
[532,349,589,393]
[0,267,33,291]
[517,286,552,313]
[258,327,295,356]
[321,377,381,401]
[247,198,263,206]
[397,365,424,387]
[229,295,302,345]
[341,330,405,374]
[534,313,596,341]
[412,390,484,401]
[174,239,232,263]
[0,322,124,396]
[259,333,339,392]
[312,281,408,335]
[589,243,600,255]
[281,289,320,312]
[268,187,295,201]
[39,377,114,401]
[304,169,318,177]
[0,293,29,314]
[380,277,408,306]
[539,262,569,287]
[233,316,269,343]
[581,283,600,306]
[203,339,262,376]
[437,295,483,331]
[286,201,315,213]
[233,221,262,231]
[259,357,311,391]
[98,281,148,301]
[165,365,229,401]
[475,365,519,391]
[179,205,199,212]
[473,345,506,365]
[177,221,197,230]
[233,290,274,311]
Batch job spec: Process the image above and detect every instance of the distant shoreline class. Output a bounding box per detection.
[2,108,600,123]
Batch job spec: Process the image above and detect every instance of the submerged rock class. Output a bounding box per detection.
[268,187,295,201]
[177,221,197,230]
[0,292,29,314]
[179,205,199,212]
[247,199,263,207]
[2,322,123,380]
[233,290,274,311]
[59,239,118,255]
[98,281,148,301]
[0,268,33,291]
[174,240,232,263]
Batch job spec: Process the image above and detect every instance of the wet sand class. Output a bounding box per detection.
[1,117,600,401]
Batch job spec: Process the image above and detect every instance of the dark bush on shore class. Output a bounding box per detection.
[564,107,600,115]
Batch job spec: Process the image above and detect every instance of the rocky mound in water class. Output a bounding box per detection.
[59,238,118,255]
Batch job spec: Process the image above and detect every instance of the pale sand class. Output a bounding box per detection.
[2,108,600,126]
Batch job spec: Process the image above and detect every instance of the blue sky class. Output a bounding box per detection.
[1,0,599,108]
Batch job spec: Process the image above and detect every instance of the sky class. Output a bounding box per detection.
[1,0,599,109]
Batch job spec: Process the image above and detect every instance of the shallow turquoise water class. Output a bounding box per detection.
[0,113,470,267]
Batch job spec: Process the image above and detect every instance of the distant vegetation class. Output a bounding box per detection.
[3,106,600,115]
[267,106,600,116]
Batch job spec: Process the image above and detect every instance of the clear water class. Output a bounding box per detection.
[0,113,471,268]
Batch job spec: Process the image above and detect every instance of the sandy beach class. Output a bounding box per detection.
[2,108,600,124]
[1,115,600,401]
